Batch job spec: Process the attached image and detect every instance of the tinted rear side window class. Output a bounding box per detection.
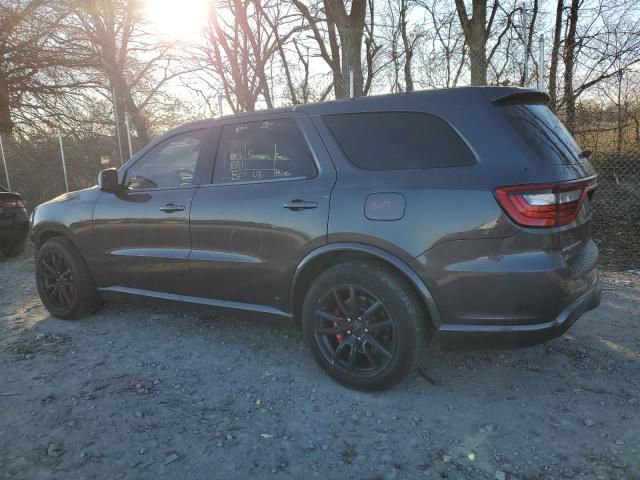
[501,103,581,164]
[323,112,475,170]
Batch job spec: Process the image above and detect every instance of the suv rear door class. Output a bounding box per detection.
[187,112,336,315]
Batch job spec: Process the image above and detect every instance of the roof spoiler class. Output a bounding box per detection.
[484,87,550,106]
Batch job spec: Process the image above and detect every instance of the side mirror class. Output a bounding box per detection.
[98,168,122,193]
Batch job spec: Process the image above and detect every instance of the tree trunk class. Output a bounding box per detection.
[455,0,489,86]
[338,29,364,97]
[563,0,579,133]
[632,114,640,147]
[522,0,539,87]
[112,85,127,163]
[327,0,366,98]
[616,70,623,155]
[549,0,563,111]
[123,92,149,146]
[469,35,488,86]
[293,0,367,99]
[0,74,14,135]
[113,73,149,146]
[400,0,413,92]
[326,15,344,99]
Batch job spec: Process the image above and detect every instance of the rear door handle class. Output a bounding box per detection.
[282,199,318,211]
[159,203,185,213]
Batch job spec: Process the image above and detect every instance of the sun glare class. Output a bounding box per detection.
[145,0,209,40]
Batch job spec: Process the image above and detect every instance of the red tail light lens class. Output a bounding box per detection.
[494,178,596,228]
[0,198,25,209]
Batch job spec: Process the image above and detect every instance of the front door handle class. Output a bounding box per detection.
[283,199,318,211]
[159,203,185,213]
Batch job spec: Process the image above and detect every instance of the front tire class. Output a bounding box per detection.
[302,261,425,391]
[35,237,101,320]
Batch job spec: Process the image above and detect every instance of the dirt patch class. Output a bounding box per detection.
[592,214,640,271]
[0,249,639,480]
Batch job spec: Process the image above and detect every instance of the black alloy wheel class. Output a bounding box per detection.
[39,250,75,310]
[35,237,101,320]
[302,261,425,391]
[314,284,397,377]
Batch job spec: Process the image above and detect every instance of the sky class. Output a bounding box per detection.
[140,0,640,118]
[145,0,210,40]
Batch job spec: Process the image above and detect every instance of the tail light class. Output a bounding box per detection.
[0,198,26,209]
[494,177,596,228]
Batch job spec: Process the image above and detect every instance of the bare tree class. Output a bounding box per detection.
[68,0,195,146]
[592,26,640,153]
[521,0,538,86]
[548,0,563,110]
[399,0,415,91]
[562,0,579,132]
[454,0,500,85]
[557,0,640,133]
[416,0,467,88]
[279,40,334,105]
[201,0,302,112]
[292,0,369,98]
[362,0,382,95]
[384,0,423,92]
[486,1,521,84]
[0,0,92,135]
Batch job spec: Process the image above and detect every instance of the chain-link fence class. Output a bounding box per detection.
[1,102,638,270]
[571,112,639,270]
[0,134,121,209]
[1,115,639,217]
[589,155,640,218]
[572,113,640,219]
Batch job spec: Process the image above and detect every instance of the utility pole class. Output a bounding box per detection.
[112,86,124,165]
[125,112,134,159]
[349,69,354,98]
[538,35,545,91]
[58,130,69,193]
[0,134,10,191]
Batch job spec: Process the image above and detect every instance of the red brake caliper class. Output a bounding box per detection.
[333,307,345,344]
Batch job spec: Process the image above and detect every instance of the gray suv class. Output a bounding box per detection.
[31,87,601,390]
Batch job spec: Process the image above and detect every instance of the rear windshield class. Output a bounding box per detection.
[501,103,582,164]
[323,112,476,171]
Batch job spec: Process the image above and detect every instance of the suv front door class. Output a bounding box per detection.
[92,128,213,294]
[188,113,336,315]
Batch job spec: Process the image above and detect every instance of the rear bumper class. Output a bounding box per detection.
[0,221,29,247]
[437,269,602,351]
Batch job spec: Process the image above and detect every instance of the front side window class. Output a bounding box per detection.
[125,129,208,190]
[213,118,316,184]
[324,112,476,170]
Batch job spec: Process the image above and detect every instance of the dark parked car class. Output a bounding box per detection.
[31,87,601,390]
[0,185,29,257]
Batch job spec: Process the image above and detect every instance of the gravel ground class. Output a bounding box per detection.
[0,248,639,480]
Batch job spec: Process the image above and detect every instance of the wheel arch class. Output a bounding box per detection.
[290,243,442,331]
[32,222,78,252]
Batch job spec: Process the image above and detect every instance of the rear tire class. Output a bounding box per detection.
[2,239,26,258]
[302,261,425,391]
[35,237,102,320]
